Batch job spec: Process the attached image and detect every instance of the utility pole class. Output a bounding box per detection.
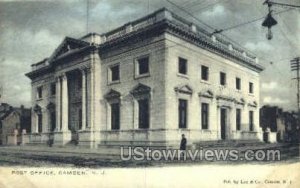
[291,57,300,125]
[262,0,300,40]
[0,85,2,104]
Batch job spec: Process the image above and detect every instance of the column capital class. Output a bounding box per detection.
[55,73,68,80]
[55,75,61,82]
[61,73,68,80]
[79,65,91,73]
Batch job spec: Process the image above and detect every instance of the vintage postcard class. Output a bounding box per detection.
[0,0,300,187]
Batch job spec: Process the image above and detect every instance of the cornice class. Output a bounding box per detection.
[98,20,264,73]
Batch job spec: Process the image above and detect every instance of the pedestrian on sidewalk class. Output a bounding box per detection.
[180,134,187,159]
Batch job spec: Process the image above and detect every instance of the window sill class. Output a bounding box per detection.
[36,98,43,101]
[135,73,150,79]
[177,73,189,79]
[248,93,255,97]
[109,129,121,132]
[200,80,210,85]
[179,127,188,130]
[108,80,120,85]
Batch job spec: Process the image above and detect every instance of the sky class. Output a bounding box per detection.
[0,0,299,111]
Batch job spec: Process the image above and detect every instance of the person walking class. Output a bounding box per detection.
[180,134,187,159]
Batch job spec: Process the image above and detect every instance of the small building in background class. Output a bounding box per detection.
[260,105,298,142]
[0,103,31,145]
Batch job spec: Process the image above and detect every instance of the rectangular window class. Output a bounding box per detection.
[178,99,187,128]
[201,65,209,81]
[111,65,120,81]
[236,109,241,131]
[50,83,56,95]
[178,57,187,75]
[138,99,149,129]
[249,111,254,131]
[236,77,241,90]
[37,114,42,133]
[111,103,120,130]
[220,72,226,86]
[138,57,149,75]
[201,103,209,129]
[37,86,43,99]
[249,82,254,93]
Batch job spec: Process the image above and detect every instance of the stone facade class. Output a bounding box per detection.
[26,8,264,148]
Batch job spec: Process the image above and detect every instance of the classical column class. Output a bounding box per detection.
[81,68,87,130]
[217,106,221,139]
[86,67,92,129]
[229,106,236,139]
[61,73,69,131]
[55,76,61,131]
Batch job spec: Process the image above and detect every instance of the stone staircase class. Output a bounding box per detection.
[192,140,266,149]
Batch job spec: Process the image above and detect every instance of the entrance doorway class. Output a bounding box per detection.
[50,112,56,132]
[220,108,227,140]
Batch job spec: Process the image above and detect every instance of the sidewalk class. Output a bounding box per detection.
[0,143,299,168]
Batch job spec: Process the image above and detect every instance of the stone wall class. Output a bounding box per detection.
[164,33,261,143]
[99,34,167,134]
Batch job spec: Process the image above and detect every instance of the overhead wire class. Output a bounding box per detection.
[212,8,294,34]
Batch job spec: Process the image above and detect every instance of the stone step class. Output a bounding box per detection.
[193,140,265,148]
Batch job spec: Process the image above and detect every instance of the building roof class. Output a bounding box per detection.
[0,103,31,121]
[0,103,13,121]
[26,8,264,79]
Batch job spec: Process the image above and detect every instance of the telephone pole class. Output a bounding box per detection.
[291,57,300,124]
[0,85,2,103]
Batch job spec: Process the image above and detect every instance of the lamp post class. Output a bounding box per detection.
[262,0,277,40]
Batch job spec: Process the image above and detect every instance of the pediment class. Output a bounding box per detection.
[104,89,121,100]
[236,98,245,105]
[10,111,20,118]
[198,90,214,98]
[174,84,193,95]
[48,37,89,62]
[216,95,235,102]
[248,101,258,108]
[130,83,151,97]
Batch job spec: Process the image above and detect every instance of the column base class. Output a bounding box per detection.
[53,131,72,146]
[78,130,100,148]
